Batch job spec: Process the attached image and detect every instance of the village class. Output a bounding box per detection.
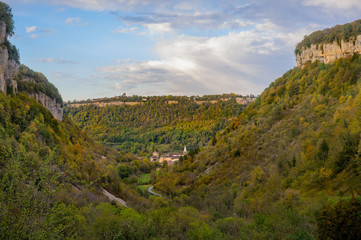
[150,146,188,166]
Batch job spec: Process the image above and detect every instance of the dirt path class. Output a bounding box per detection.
[101,187,128,207]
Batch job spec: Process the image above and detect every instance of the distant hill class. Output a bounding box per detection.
[64,94,255,156]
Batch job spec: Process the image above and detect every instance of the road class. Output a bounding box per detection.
[148,185,162,197]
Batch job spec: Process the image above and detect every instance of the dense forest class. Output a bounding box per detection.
[64,96,248,156]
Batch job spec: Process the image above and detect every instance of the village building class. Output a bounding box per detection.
[150,151,159,162]
[150,147,188,166]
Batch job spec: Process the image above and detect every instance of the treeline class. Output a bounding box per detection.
[66,93,254,104]
[64,96,245,155]
[295,19,361,55]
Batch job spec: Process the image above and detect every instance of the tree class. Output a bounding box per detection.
[317,139,329,164]
[117,164,131,179]
[0,2,14,37]
[316,197,361,240]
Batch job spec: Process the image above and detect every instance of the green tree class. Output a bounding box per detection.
[316,197,361,240]
[117,164,131,179]
[0,2,14,37]
[317,139,329,165]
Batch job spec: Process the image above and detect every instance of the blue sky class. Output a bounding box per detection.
[3,0,361,101]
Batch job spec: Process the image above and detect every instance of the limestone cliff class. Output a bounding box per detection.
[0,20,63,121]
[296,35,361,67]
[0,20,10,93]
[0,19,19,92]
[30,92,63,121]
[17,68,64,121]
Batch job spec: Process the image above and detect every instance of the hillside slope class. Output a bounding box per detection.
[0,91,155,238]
[154,55,361,238]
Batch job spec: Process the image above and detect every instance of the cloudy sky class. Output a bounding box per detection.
[4,0,361,101]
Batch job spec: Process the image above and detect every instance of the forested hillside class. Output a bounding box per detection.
[154,55,361,239]
[0,91,249,240]
[65,95,249,155]
[3,1,361,238]
[0,92,135,238]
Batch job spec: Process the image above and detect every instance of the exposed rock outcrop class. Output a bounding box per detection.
[0,20,63,121]
[0,44,8,93]
[30,92,63,121]
[0,20,5,45]
[6,59,19,92]
[296,35,361,67]
[0,20,19,93]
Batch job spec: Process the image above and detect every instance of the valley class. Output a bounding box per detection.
[1,2,361,239]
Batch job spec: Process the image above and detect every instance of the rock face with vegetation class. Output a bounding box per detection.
[296,19,361,67]
[17,65,63,121]
[0,8,63,120]
[0,19,18,93]
[29,92,63,121]
[296,35,361,67]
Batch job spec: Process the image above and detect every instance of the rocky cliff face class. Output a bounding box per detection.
[0,20,10,93]
[0,20,63,121]
[30,92,63,121]
[296,35,361,67]
[0,20,19,93]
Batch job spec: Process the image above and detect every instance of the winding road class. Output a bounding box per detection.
[148,185,162,197]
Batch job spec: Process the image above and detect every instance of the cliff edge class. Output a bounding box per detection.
[296,35,361,67]
[295,19,361,67]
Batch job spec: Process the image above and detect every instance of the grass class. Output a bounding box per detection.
[138,173,151,185]
[137,184,151,192]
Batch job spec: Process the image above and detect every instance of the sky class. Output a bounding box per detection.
[3,0,361,101]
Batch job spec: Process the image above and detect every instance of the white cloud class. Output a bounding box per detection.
[112,27,138,33]
[97,20,313,96]
[143,23,173,33]
[26,26,37,33]
[302,0,361,10]
[35,0,161,11]
[221,20,253,29]
[37,57,79,64]
[65,17,89,26]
